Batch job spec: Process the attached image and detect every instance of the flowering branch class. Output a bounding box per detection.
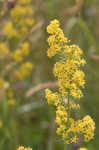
[45,19,95,149]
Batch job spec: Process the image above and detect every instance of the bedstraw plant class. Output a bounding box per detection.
[45,19,95,149]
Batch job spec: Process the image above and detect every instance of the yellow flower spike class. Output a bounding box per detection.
[45,19,95,145]
[47,19,68,57]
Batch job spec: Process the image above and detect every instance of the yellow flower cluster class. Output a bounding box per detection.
[45,89,61,106]
[13,42,30,62]
[14,62,33,80]
[47,19,68,57]
[47,20,86,99]
[56,105,68,125]
[17,146,32,150]
[4,0,34,39]
[53,45,86,99]
[46,19,86,99]
[55,114,95,144]
[76,115,95,142]
[4,22,18,39]
[45,19,95,145]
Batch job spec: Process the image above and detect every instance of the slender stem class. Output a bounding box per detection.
[47,117,56,150]
[64,144,67,150]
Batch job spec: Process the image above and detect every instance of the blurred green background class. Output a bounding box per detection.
[0,0,99,150]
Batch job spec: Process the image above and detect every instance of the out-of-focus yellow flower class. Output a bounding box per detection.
[13,42,30,62]
[8,99,16,105]
[14,62,33,80]
[13,49,23,62]
[7,88,14,98]
[0,43,9,56]
[25,6,33,16]
[11,5,26,22]
[23,18,35,27]
[4,22,18,38]
[0,78,5,88]
[20,26,28,36]
[0,120,3,128]
[17,146,32,150]
[21,42,30,56]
